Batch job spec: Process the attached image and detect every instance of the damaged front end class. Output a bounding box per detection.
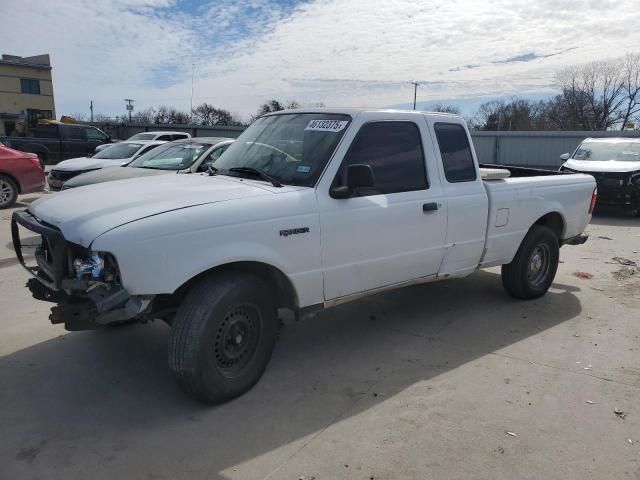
[12,210,151,331]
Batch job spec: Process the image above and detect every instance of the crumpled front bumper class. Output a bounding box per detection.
[11,210,149,329]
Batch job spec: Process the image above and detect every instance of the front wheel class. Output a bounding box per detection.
[501,225,559,299]
[168,272,278,403]
[0,175,18,209]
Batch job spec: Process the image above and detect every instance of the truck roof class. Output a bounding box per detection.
[265,107,462,120]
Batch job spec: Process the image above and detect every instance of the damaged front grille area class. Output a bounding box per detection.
[12,210,148,331]
[12,210,69,290]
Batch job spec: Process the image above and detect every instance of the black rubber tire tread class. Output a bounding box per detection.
[168,271,277,403]
[501,225,559,299]
[0,174,18,209]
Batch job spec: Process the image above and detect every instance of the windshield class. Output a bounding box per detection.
[214,113,352,187]
[572,141,640,162]
[129,142,212,170]
[128,133,156,141]
[93,142,144,159]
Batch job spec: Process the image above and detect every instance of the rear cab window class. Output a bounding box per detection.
[434,123,477,183]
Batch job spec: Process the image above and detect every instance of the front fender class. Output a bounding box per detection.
[90,191,324,307]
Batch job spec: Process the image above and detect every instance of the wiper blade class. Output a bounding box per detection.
[228,167,282,187]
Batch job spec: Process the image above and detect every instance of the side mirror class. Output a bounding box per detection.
[331,164,375,199]
[560,153,571,161]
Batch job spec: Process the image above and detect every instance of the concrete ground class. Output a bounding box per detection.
[0,193,639,480]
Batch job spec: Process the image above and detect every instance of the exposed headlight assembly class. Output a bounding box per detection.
[72,252,117,283]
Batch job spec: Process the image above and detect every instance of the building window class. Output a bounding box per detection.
[20,78,41,95]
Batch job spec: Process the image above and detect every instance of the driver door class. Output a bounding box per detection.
[317,113,448,301]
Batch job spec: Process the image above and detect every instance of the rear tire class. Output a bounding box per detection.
[501,225,559,299]
[168,272,278,403]
[0,175,18,209]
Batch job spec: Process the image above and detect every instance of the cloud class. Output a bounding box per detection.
[1,0,640,120]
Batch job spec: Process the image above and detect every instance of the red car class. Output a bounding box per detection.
[0,144,46,208]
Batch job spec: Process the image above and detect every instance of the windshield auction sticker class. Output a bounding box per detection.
[305,119,348,132]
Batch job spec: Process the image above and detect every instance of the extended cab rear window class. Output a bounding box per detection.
[434,123,477,183]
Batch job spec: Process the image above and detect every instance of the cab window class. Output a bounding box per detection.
[333,121,428,196]
[434,123,477,183]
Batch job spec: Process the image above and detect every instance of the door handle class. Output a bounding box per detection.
[423,202,439,212]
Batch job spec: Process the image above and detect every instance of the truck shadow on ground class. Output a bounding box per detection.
[0,270,582,478]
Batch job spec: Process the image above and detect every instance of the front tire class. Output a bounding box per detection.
[168,272,278,403]
[0,175,18,209]
[501,225,559,299]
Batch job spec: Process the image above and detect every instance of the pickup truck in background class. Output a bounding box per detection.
[11,109,596,402]
[0,122,111,167]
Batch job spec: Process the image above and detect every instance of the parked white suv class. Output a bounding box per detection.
[94,131,191,153]
[12,109,596,402]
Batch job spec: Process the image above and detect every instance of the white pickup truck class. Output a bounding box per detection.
[12,109,597,402]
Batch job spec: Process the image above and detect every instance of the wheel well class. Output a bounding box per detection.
[0,172,21,194]
[533,212,564,241]
[170,262,299,311]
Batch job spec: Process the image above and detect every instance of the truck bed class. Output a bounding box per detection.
[478,166,595,269]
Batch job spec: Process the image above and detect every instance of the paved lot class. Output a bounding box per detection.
[0,193,639,480]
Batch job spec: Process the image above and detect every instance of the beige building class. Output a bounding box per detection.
[0,53,56,136]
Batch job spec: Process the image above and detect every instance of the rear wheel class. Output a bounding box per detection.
[0,175,18,209]
[168,272,278,403]
[501,225,559,299]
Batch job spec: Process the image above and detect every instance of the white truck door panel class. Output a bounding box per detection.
[317,113,447,300]
[426,118,489,277]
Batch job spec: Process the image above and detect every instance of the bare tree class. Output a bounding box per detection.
[69,112,87,121]
[152,106,190,124]
[619,52,640,130]
[471,99,546,130]
[191,103,242,126]
[132,107,156,124]
[427,104,461,114]
[554,60,626,130]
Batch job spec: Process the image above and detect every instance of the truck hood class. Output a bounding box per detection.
[564,159,640,173]
[29,174,281,246]
[53,157,128,171]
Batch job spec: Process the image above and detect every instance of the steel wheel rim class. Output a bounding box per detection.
[527,243,551,287]
[213,305,261,377]
[0,180,14,206]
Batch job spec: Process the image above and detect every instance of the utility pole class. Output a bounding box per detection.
[90,100,93,122]
[124,98,135,123]
[409,81,421,110]
[190,62,195,124]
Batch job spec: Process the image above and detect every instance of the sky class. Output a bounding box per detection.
[2,0,640,121]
